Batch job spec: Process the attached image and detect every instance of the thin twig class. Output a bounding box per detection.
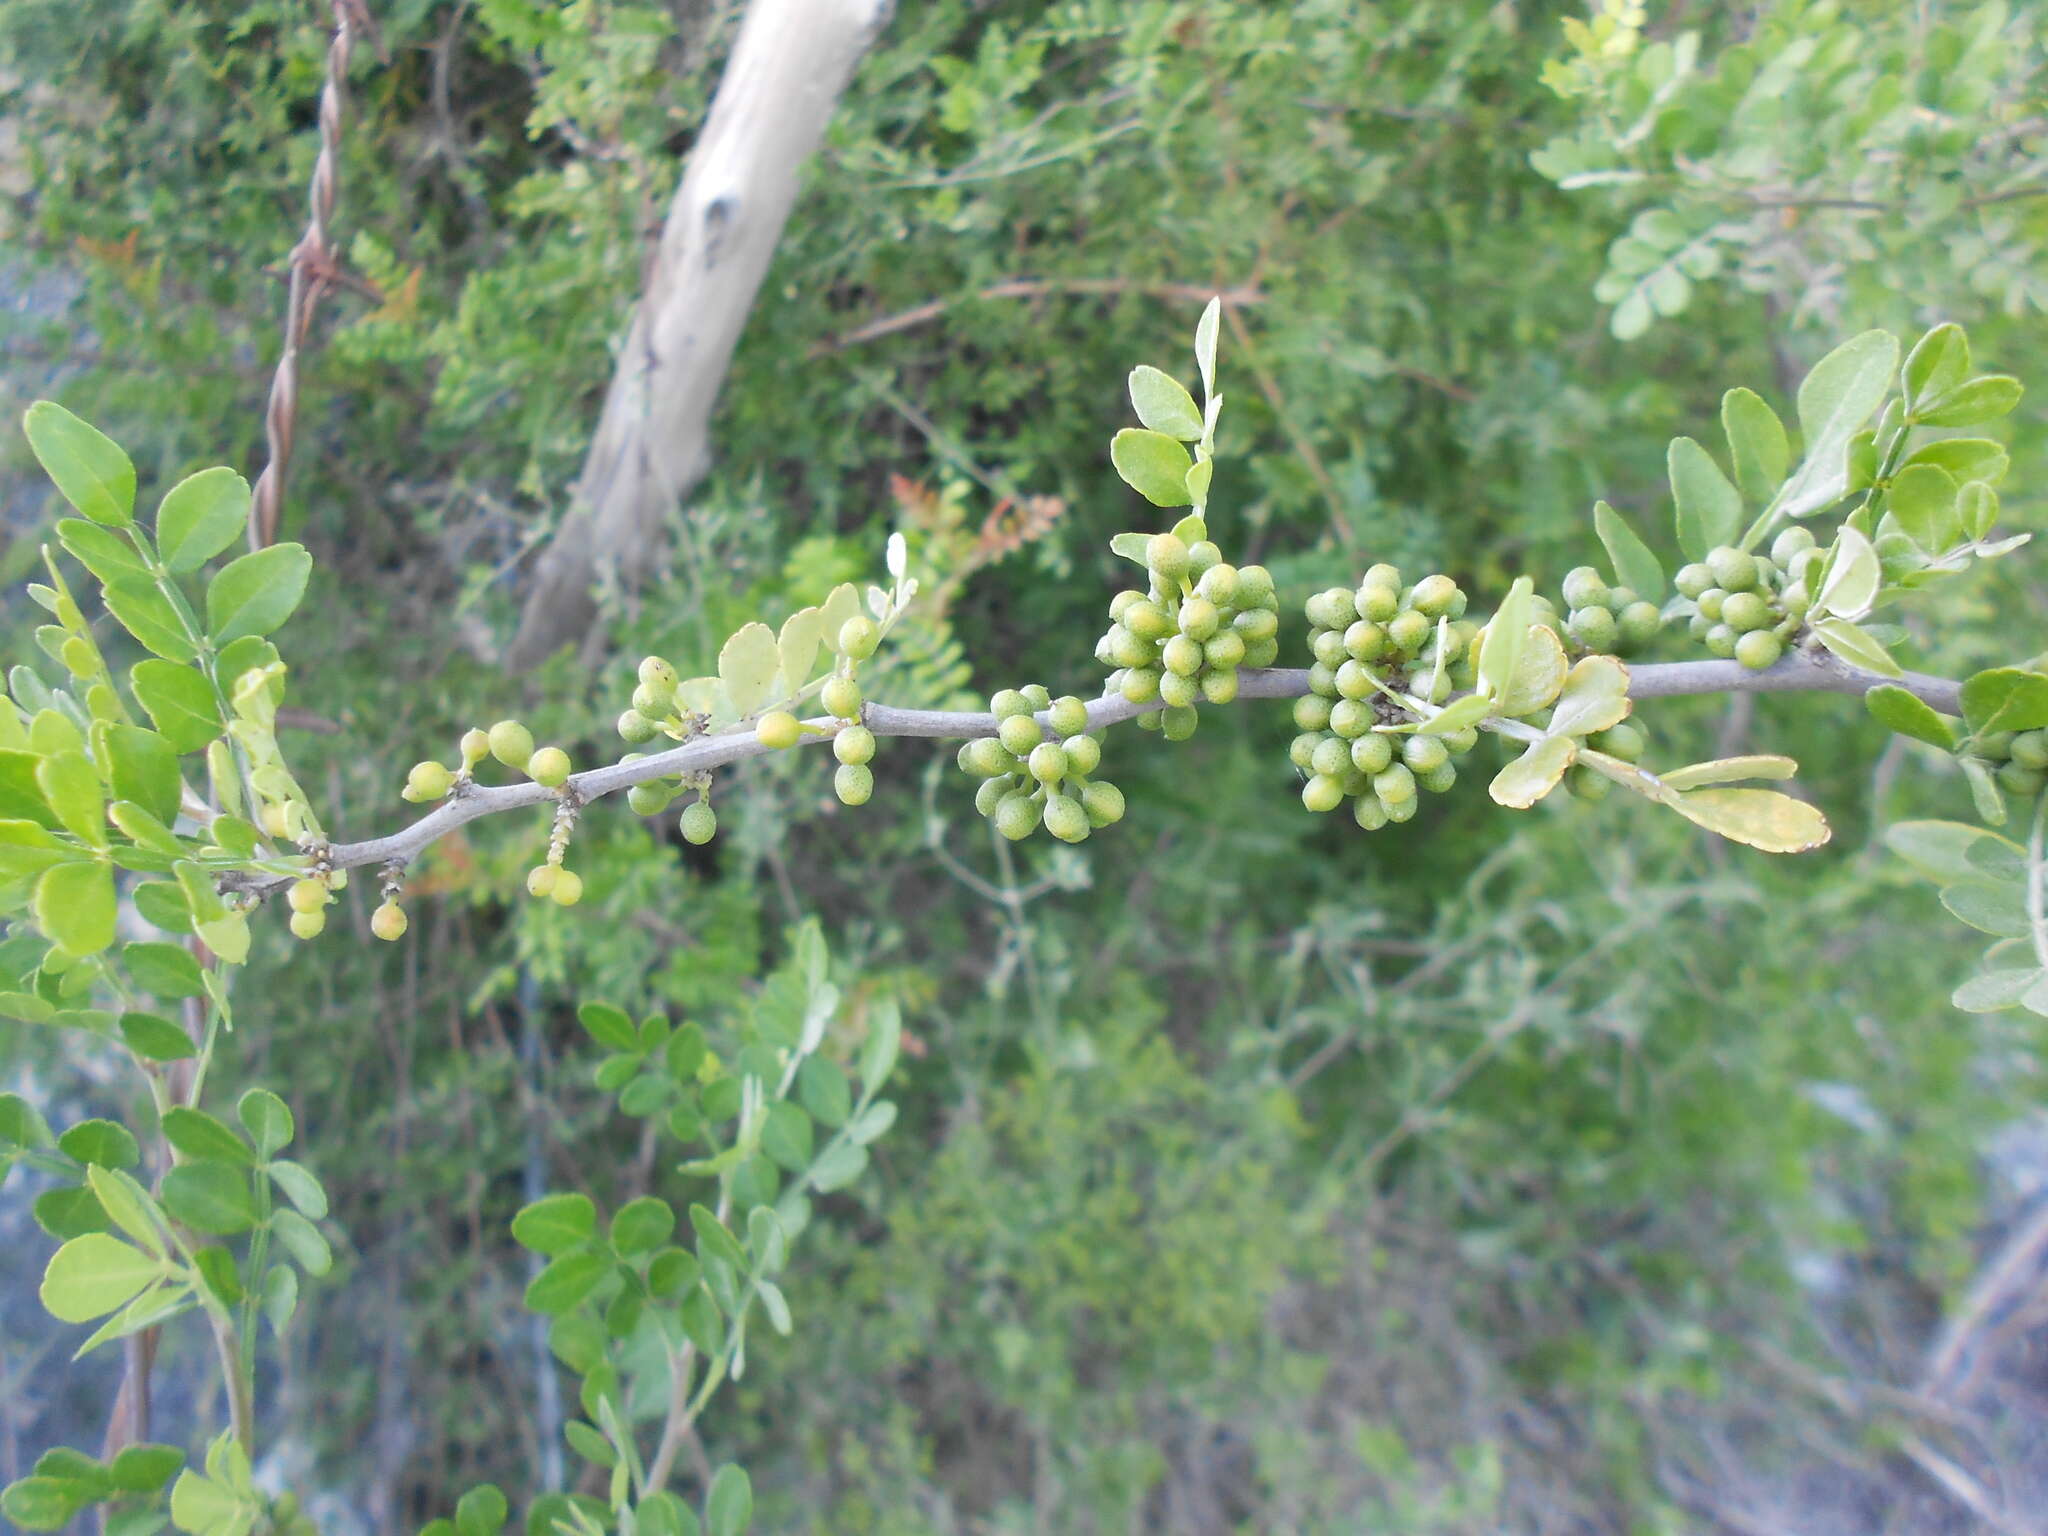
[216,647,1963,898]
[808,278,1264,355]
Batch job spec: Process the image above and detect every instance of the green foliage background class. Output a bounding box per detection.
[2,0,2043,1529]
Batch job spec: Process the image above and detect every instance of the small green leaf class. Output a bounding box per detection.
[847,1099,897,1146]
[1720,387,1790,505]
[40,1233,163,1322]
[513,1193,597,1256]
[577,1002,637,1052]
[1953,968,2042,1014]
[1592,501,1664,598]
[1940,880,2029,938]
[267,1159,327,1219]
[757,1279,793,1336]
[717,622,780,717]
[103,581,198,662]
[37,751,104,845]
[797,1056,851,1128]
[1184,457,1213,505]
[807,1139,869,1193]
[689,1204,748,1270]
[610,1196,675,1256]
[1960,669,2048,736]
[1496,624,1569,717]
[1489,735,1577,809]
[160,1163,257,1235]
[37,861,116,956]
[1109,429,1195,508]
[1886,463,1961,549]
[861,1000,901,1096]
[1193,298,1220,401]
[1865,686,1957,748]
[1885,820,1998,884]
[204,543,311,645]
[107,1444,184,1494]
[128,661,221,754]
[0,1092,54,1148]
[1655,756,1798,791]
[155,468,250,574]
[169,1468,248,1535]
[59,1118,140,1168]
[237,1089,293,1157]
[260,1264,297,1339]
[524,1251,609,1314]
[455,1485,509,1536]
[270,1209,331,1276]
[160,1108,254,1167]
[1914,374,2021,429]
[1902,437,2008,487]
[124,942,205,999]
[776,608,825,696]
[1667,437,1741,559]
[1546,656,1631,738]
[705,1465,752,1536]
[1903,323,1970,409]
[1476,578,1533,703]
[1960,756,2008,826]
[24,401,136,527]
[86,1165,166,1256]
[761,1101,814,1171]
[1418,692,1492,737]
[562,1422,616,1470]
[1808,618,1900,678]
[2,1475,89,1530]
[1108,531,1153,568]
[1127,366,1203,440]
[1780,330,1899,517]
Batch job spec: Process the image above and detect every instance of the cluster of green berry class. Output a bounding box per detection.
[399,719,583,905]
[1096,526,1279,741]
[1968,726,2048,800]
[1290,566,1480,829]
[957,687,1125,841]
[1674,530,1817,671]
[1559,568,1664,656]
[1560,721,1647,801]
[753,614,883,807]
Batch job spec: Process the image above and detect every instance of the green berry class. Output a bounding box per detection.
[1020,684,1052,711]
[823,676,864,719]
[1110,589,1143,621]
[1124,600,1173,640]
[1734,630,1782,670]
[1049,696,1090,738]
[1353,795,1389,830]
[1159,670,1200,708]
[1334,660,1375,700]
[2009,730,2048,771]
[1122,667,1163,705]
[1233,608,1278,644]
[630,682,670,718]
[638,655,679,697]
[286,878,327,915]
[1770,526,1817,565]
[1306,661,1340,698]
[1044,793,1089,842]
[1197,563,1239,607]
[1302,774,1345,813]
[1707,546,1757,592]
[1341,621,1385,662]
[403,760,453,802]
[1080,780,1125,827]
[1201,669,1239,704]
[998,713,1042,755]
[627,782,675,816]
[1310,736,1352,779]
[1147,533,1190,582]
[1351,733,1394,774]
[1388,610,1432,654]
[756,711,802,750]
[618,709,658,744]
[835,725,876,766]
[680,801,717,844]
[1696,588,1727,621]
[1589,723,1645,762]
[527,747,572,787]
[965,737,1015,778]
[1357,583,1399,624]
[1382,793,1419,823]
[1204,630,1247,670]
[1373,763,1417,807]
[1329,698,1374,739]
[1243,637,1280,668]
[1418,760,1457,794]
[1306,587,1359,631]
[1566,764,1612,801]
[1995,761,2047,798]
[1705,624,1739,659]
[1236,565,1276,608]
[1567,606,1617,652]
[1290,733,1324,771]
[1561,567,1609,611]
[992,688,1033,720]
[459,729,490,768]
[1443,726,1479,755]
[834,763,874,805]
[1674,562,1714,599]
[994,792,1040,840]
[1978,731,2018,761]
[838,616,880,660]
[1163,635,1204,676]
[1108,627,1155,669]
[371,902,407,942]
[1616,601,1662,652]
[1065,734,1102,776]
[1721,592,1774,632]
[488,720,534,769]
[1311,628,1350,669]
[1160,705,1199,741]
[1027,742,1068,784]
[1411,574,1462,618]
[1401,734,1449,774]
[526,865,559,898]
[973,776,1010,817]
[288,908,325,941]
[1177,596,1221,642]
[550,869,584,906]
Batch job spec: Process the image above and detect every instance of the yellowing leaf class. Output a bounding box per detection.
[1667,787,1830,852]
[1496,625,1568,717]
[1489,735,1577,809]
[777,608,825,697]
[1547,655,1632,738]
[1656,755,1798,790]
[717,622,780,716]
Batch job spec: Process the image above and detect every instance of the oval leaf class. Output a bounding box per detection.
[1668,787,1831,852]
[1489,735,1577,809]
[1721,387,1789,505]
[513,1193,597,1256]
[24,401,135,527]
[1109,429,1195,508]
[1780,331,1899,517]
[205,543,311,645]
[1592,501,1664,598]
[1864,685,1957,748]
[1668,437,1740,560]
[1127,366,1203,440]
[40,1233,161,1322]
[717,623,780,717]
[156,467,251,574]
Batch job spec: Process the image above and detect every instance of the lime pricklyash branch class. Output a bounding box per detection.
[216,647,1963,898]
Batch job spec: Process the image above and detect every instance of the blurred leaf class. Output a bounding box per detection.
[1668,437,1740,559]
[1780,330,1898,517]
[717,623,779,717]
[24,402,135,527]
[1961,669,2048,735]
[1864,686,1956,748]
[1720,387,1789,505]
[1915,374,2021,428]
[160,1164,257,1235]
[1592,501,1664,597]
[513,1193,596,1256]
[1809,618,1899,677]
[40,1233,162,1322]
[1666,788,1830,852]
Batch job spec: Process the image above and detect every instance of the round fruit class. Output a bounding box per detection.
[1373,763,1417,806]
[630,682,670,718]
[755,712,802,750]
[1160,705,1199,741]
[1110,589,1143,621]
[1125,600,1173,640]
[834,764,874,805]
[404,761,453,802]
[1402,735,1449,774]
[527,747,572,787]
[1198,563,1239,607]
[1589,723,1645,762]
[1065,734,1102,776]
[998,714,1043,755]
[1109,627,1156,669]
[550,869,584,906]
[1352,733,1395,774]
[1307,661,1340,697]
[286,879,327,915]
[1418,760,1458,794]
[1048,696,1090,738]
[1561,567,1609,611]
[1302,774,1345,813]
[1157,670,1198,708]
[678,801,715,845]
[1290,733,1323,771]
[1233,608,1279,645]
[618,709,658,744]
[1120,668,1162,705]
[1412,574,1463,618]
[1353,795,1389,830]
[1311,736,1352,778]
[1708,546,1758,592]
[1021,684,1052,710]
[1566,764,1611,801]
[526,865,559,898]
[2009,731,2048,771]
[838,616,880,660]
[994,792,1040,840]
[1770,526,1817,565]
[638,654,679,696]
[833,725,877,766]
[1201,669,1239,704]
[1163,635,1204,676]
[1081,780,1125,827]
[1335,660,1376,700]
[823,676,863,719]
[371,902,408,942]
[1616,601,1663,651]
[1978,731,2017,760]
[1044,793,1089,842]
[1243,637,1280,668]
[973,777,1010,817]
[1382,793,1418,824]
[1312,628,1349,669]
[1204,630,1247,670]
[1147,533,1190,582]
[1387,610,1432,654]
[1734,630,1783,670]
[1027,742,1068,784]
[1720,592,1773,632]
[1675,562,1714,599]
[1995,761,2047,798]
[627,782,674,816]
[1696,588,1728,621]
[1329,698,1374,739]
[288,909,324,941]
[459,728,491,767]
[1705,624,1739,659]
[1294,694,1334,731]
[1236,565,1276,608]
[965,737,1014,777]
[488,720,534,769]
[1178,596,1221,642]
[1567,606,1617,652]
[1343,620,1387,662]
[992,688,1033,720]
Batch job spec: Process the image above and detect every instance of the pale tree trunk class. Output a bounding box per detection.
[504,0,894,673]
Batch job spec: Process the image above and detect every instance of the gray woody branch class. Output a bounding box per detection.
[228,645,1961,896]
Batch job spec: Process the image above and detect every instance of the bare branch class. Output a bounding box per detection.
[221,646,1963,897]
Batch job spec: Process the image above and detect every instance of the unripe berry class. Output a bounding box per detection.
[838,616,880,660]
[628,782,675,816]
[1200,668,1239,704]
[1124,600,1173,640]
[1120,668,1162,705]
[403,760,453,802]
[992,688,1034,720]
[550,869,584,906]
[1566,764,1612,801]
[1688,613,1715,640]
[1387,610,1432,655]
[1232,608,1278,645]
[1064,734,1102,777]
[2010,731,2048,771]
[994,792,1040,841]
[1351,733,1395,774]
[1357,582,1399,623]
[1674,562,1714,599]
[974,776,1010,817]
[1197,563,1239,608]
[1329,698,1374,739]
[1305,588,1357,631]
[834,764,874,805]
[1185,539,1223,575]
[371,902,408,942]
[1705,623,1739,659]
[1048,696,1090,738]
[1418,760,1458,794]
[756,711,802,750]
[1401,735,1449,774]
[1443,726,1480,755]
[1589,723,1645,762]
[1770,526,1817,565]
[1080,780,1125,827]
[1373,763,1417,807]
[527,747,572,787]
[526,865,559,898]
[1302,774,1345,813]
[1567,606,1617,652]
[1362,561,1401,590]
[1696,588,1727,621]
[1353,795,1389,830]
[1334,660,1376,700]
[830,725,874,766]
[1027,742,1068,784]
[1734,630,1782,670]
[1306,661,1339,697]
[1707,546,1757,592]
[1608,586,1639,613]
[1109,627,1157,669]
[1411,574,1462,618]
[1720,592,1773,632]
[1160,705,1199,741]
[1159,670,1200,708]
[998,713,1043,755]
[1236,565,1276,609]
[1289,733,1323,771]
[1996,761,2047,798]
[823,676,863,719]
[1311,736,1352,778]
[1020,684,1052,710]
[1561,567,1609,611]
[1616,601,1662,651]
[1243,637,1280,668]
[287,878,327,915]
[1311,628,1350,669]
[1044,793,1089,842]
[638,655,679,697]
[1203,630,1247,670]
[631,682,671,718]
[1147,533,1190,582]
[965,737,1015,778]
[488,720,534,769]
[1178,596,1221,642]
[618,710,658,744]
[1163,635,1204,676]
[1110,589,1143,621]
[288,909,324,941]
